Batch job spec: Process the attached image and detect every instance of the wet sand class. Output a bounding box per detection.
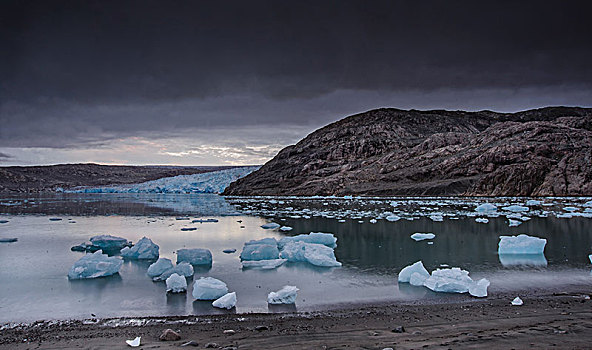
[2,288,591,349]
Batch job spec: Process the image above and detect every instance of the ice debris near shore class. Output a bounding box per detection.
[278,232,337,249]
[475,218,489,224]
[212,292,237,309]
[502,205,530,212]
[410,233,435,241]
[398,261,489,297]
[498,234,546,255]
[192,277,228,300]
[260,222,281,229]
[280,241,341,267]
[475,203,497,212]
[240,241,280,261]
[69,166,259,194]
[68,250,123,279]
[268,285,299,304]
[177,248,212,265]
[512,296,523,305]
[121,237,159,260]
[165,273,187,293]
[90,235,130,252]
[147,258,194,281]
[126,336,141,347]
[242,259,287,269]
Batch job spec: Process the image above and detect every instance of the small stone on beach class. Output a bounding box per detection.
[205,342,219,348]
[159,328,181,341]
[391,326,405,333]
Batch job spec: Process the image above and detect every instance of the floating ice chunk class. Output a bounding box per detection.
[385,215,401,222]
[176,217,190,220]
[147,258,174,277]
[223,248,236,254]
[429,215,444,222]
[192,218,219,223]
[240,243,280,261]
[245,237,278,246]
[409,272,429,286]
[589,254,592,264]
[563,207,579,212]
[398,261,430,283]
[499,253,547,267]
[508,219,522,227]
[152,262,195,281]
[212,292,237,309]
[177,248,212,265]
[180,227,197,231]
[502,205,529,212]
[242,259,287,269]
[278,232,337,249]
[49,217,62,221]
[369,219,377,224]
[475,203,497,212]
[584,200,592,207]
[410,233,435,241]
[469,278,490,298]
[192,277,228,300]
[280,242,341,267]
[511,296,523,305]
[68,250,123,279]
[261,222,280,229]
[126,336,141,347]
[165,273,187,293]
[475,218,489,224]
[267,285,299,304]
[556,213,573,219]
[0,238,17,243]
[279,226,293,231]
[0,220,8,224]
[423,268,474,293]
[89,235,129,252]
[498,234,546,255]
[120,237,159,260]
[526,199,542,206]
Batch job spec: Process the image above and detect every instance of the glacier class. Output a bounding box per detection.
[68,250,123,279]
[268,285,299,304]
[67,166,259,194]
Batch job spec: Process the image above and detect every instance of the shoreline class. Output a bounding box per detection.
[2,287,591,349]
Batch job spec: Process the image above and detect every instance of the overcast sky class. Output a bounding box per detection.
[1,0,591,166]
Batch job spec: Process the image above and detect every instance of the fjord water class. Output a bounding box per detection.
[0,194,591,323]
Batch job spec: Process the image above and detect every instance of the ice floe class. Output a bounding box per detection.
[280,241,341,267]
[410,233,435,241]
[147,258,174,277]
[398,261,430,284]
[89,235,130,252]
[176,248,212,265]
[121,237,159,260]
[192,277,228,300]
[68,250,123,279]
[212,292,236,309]
[240,242,280,261]
[278,232,337,249]
[261,222,280,229]
[165,273,187,293]
[242,259,287,269]
[502,205,529,212]
[475,203,497,212]
[267,285,299,304]
[469,278,490,298]
[498,234,546,255]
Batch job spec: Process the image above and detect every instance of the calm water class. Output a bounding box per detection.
[0,193,591,323]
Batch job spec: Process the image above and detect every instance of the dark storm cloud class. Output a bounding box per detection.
[1,0,592,149]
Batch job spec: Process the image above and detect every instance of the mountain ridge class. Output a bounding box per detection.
[224,106,592,196]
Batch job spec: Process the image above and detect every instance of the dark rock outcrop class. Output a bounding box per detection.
[224,107,592,196]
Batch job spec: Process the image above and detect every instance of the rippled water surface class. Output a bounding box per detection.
[0,193,591,323]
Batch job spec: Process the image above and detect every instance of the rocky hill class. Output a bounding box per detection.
[224,107,592,196]
[0,164,237,193]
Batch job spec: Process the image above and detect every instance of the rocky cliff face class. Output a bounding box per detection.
[224,107,592,196]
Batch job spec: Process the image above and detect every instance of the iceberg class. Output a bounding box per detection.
[68,166,259,194]
[192,277,228,300]
[153,262,195,281]
[89,235,130,252]
[279,226,293,231]
[398,261,430,283]
[385,215,401,222]
[278,232,337,249]
[498,234,546,255]
[245,237,278,246]
[429,214,444,222]
[508,219,522,227]
[68,250,123,279]
[212,292,237,309]
[121,237,159,260]
[240,243,280,261]
[469,278,490,298]
[423,268,474,293]
[589,254,592,264]
[475,203,497,212]
[475,218,489,224]
[409,272,428,286]
[526,199,542,206]
[280,241,341,267]
[165,273,187,293]
[584,200,592,207]
[177,248,212,265]
[502,205,529,212]
[261,222,281,229]
[410,233,435,241]
[242,259,287,269]
[267,285,299,304]
[147,258,174,277]
[498,253,547,267]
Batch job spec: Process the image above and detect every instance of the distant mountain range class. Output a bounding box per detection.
[224,107,592,196]
[0,164,242,193]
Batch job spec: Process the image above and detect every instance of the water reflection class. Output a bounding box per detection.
[192,300,236,315]
[268,303,297,313]
[499,254,548,267]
